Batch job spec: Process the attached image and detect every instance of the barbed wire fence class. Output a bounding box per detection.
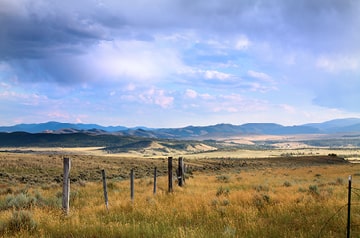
[318,175,360,238]
[61,157,360,237]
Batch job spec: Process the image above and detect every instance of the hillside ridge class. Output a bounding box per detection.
[1,118,360,140]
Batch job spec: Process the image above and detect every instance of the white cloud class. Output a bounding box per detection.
[203,93,269,114]
[199,93,213,100]
[152,90,174,108]
[280,104,296,114]
[212,106,238,113]
[0,82,11,90]
[185,89,197,99]
[87,40,186,83]
[0,62,11,71]
[0,90,47,105]
[179,68,233,83]
[235,35,251,50]
[316,55,359,72]
[204,70,231,80]
[245,70,278,92]
[47,111,71,120]
[184,89,213,101]
[125,87,174,108]
[247,70,272,82]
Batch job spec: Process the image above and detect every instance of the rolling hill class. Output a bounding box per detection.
[0,132,220,155]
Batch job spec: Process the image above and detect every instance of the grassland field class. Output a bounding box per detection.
[1,146,360,237]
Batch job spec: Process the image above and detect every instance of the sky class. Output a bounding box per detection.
[0,0,360,128]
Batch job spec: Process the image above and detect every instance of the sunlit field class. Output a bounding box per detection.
[1,148,360,237]
[2,145,360,159]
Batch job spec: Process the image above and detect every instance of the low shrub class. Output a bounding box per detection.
[283,181,292,187]
[253,193,271,209]
[107,182,118,190]
[336,177,344,185]
[0,187,13,195]
[1,193,36,210]
[5,210,37,234]
[254,184,269,192]
[308,185,320,196]
[216,175,230,183]
[221,199,230,206]
[216,186,230,197]
[1,191,61,211]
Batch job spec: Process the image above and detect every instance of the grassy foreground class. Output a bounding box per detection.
[1,161,360,237]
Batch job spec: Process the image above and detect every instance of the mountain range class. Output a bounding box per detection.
[1,118,360,139]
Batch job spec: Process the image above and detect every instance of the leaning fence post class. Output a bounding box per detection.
[62,157,71,215]
[168,157,173,193]
[130,169,134,202]
[153,167,157,195]
[101,169,109,210]
[347,175,352,238]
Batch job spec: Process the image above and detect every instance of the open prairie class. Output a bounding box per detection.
[1,147,360,237]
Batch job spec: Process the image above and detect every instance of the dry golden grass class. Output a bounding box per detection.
[1,157,360,237]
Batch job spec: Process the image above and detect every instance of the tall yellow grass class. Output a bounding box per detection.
[1,164,360,237]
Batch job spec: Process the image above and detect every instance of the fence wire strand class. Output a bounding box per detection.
[351,189,360,200]
[317,204,347,238]
[317,184,360,237]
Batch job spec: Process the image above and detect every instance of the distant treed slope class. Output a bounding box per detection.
[0,132,136,147]
[302,138,360,147]
[0,132,220,154]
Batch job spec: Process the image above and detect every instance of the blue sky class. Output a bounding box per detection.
[0,0,360,127]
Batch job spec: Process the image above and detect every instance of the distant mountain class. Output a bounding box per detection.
[240,123,320,135]
[1,118,360,139]
[303,118,360,133]
[0,121,128,133]
[151,123,321,139]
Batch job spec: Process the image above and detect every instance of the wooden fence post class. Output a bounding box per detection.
[101,169,109,210]
[183,163,187,184]
[62,157,71,215]
[153,167,157,195]
[168,157,173,193]
[130,169,134,202]
[177,157,184,187]
[347,175,352,238]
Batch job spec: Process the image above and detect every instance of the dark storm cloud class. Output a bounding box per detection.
[0,0,357,88]
[0,2,108,60]
[1,0,358,62]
